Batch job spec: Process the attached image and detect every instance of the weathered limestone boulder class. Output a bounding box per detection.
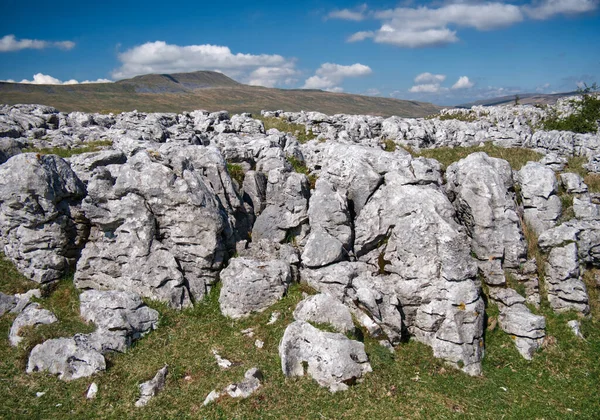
[79,290,159,353]
[0,138,23,164]
[445,153,540,304]
[279,321,371,392]
[219,257,292,319]
[252,170,310,243]
[517,162,561,235]
[27,337,106,381]
[560,173,588,194]
[9,303,58,346]
[242,170,267,217]
[354,174,484,375]
[135,365,168,407]
[293,294,355,333]
[0,153,87,283]
[301,179,353,268]
[0,292,17,317]
[75,144,238,308]
[538,222,596,314]
[490,288,545,359]
[203,368,263,405]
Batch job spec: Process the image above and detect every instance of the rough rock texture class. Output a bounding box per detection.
[9,303,58,346]
[560,173,588,194]
[490,288,545,359]
[135,365,168,407]
[27,337,106,381]
[0,154,87,283]
[0,292,17,317]
[224,368,263,399]
[279,321,372,392]
[79,290,159,353]
[446,153,528,283]
[353,174,485,375]
[74,144,240,308]
[517,162,562,235]
[301,179,353,267]
[251,170,310,243]
[219,257,292,319]
[293,294,355,333]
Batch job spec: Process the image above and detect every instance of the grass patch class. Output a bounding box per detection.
[287,156,317,189]
[382,138,396,152]
[0,253,38,295]
[255,116,316,143]
[226,163,245,186]
[415,143,542,170]
[23,140,113,159]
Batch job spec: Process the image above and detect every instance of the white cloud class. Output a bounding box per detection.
[327,4,368,21]
[415,72,446,84]
[452,76,474,89]
[112,41,298,87]
[409,83,447,93]
[303,63,372,91]
[2,73,112,85]
[364,88,381,96]
[0,35,75,52]
[338,1,597,48]
[524,0,598,20]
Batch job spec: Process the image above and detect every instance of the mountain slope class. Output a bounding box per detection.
[0,71,439,117]
[458,91,578,108]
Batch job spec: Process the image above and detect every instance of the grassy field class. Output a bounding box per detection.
[1,250,598,419]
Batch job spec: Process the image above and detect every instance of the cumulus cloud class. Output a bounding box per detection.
[327,4,368,21]
[303,63,372,91]
[452,76,474,89]
[0,35,75,52]
[334,1,598,48]
[2,73,112,85]
[112,41,298,87]
[415,72,446,84]
[409,83,446,93]
[524,0,598,19]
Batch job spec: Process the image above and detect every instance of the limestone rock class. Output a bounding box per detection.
[224,368,263,399]
[9,303,58,346]
[293,294,355,333]
[0,153,87,283]
[560,173,588,194]
[27,337,106,381]
[279,321,371,392]
[517,162,561,235]
[219,257,292,319]
[0,292,17,317]
[135,365,168,407]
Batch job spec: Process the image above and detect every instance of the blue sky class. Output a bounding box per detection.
[1,0,599,105]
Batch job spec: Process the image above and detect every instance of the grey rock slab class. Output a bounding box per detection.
[27,337,106,381]
[545,243,589,314]
[446,152,527,280]
[293,294,355,333]
[0,292,17,317]
[517,162,561,235]
[0,153,86,283]
[79,289,159,353]
[224,368,263,399]
[135,365,168,407]
[219,257,292,319]
[9,303,58,347]
[279,321,372,392]
[560,173,588,194]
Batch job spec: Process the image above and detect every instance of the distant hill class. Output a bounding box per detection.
[0,71,440,118]
[457,91,579,108]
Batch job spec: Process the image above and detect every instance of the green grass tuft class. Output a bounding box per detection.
[255,116,317,144]
[226,162,245,186]
[23,140,113,158]
[0,253,38,295]
[287,156,317,189]
[415,143,543,170]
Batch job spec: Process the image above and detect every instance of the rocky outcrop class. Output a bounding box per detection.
[279,321,371,392]
[0,154,87,283]
[293,294,355,333]
[517,162,562,235]
[219,257,292,319]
